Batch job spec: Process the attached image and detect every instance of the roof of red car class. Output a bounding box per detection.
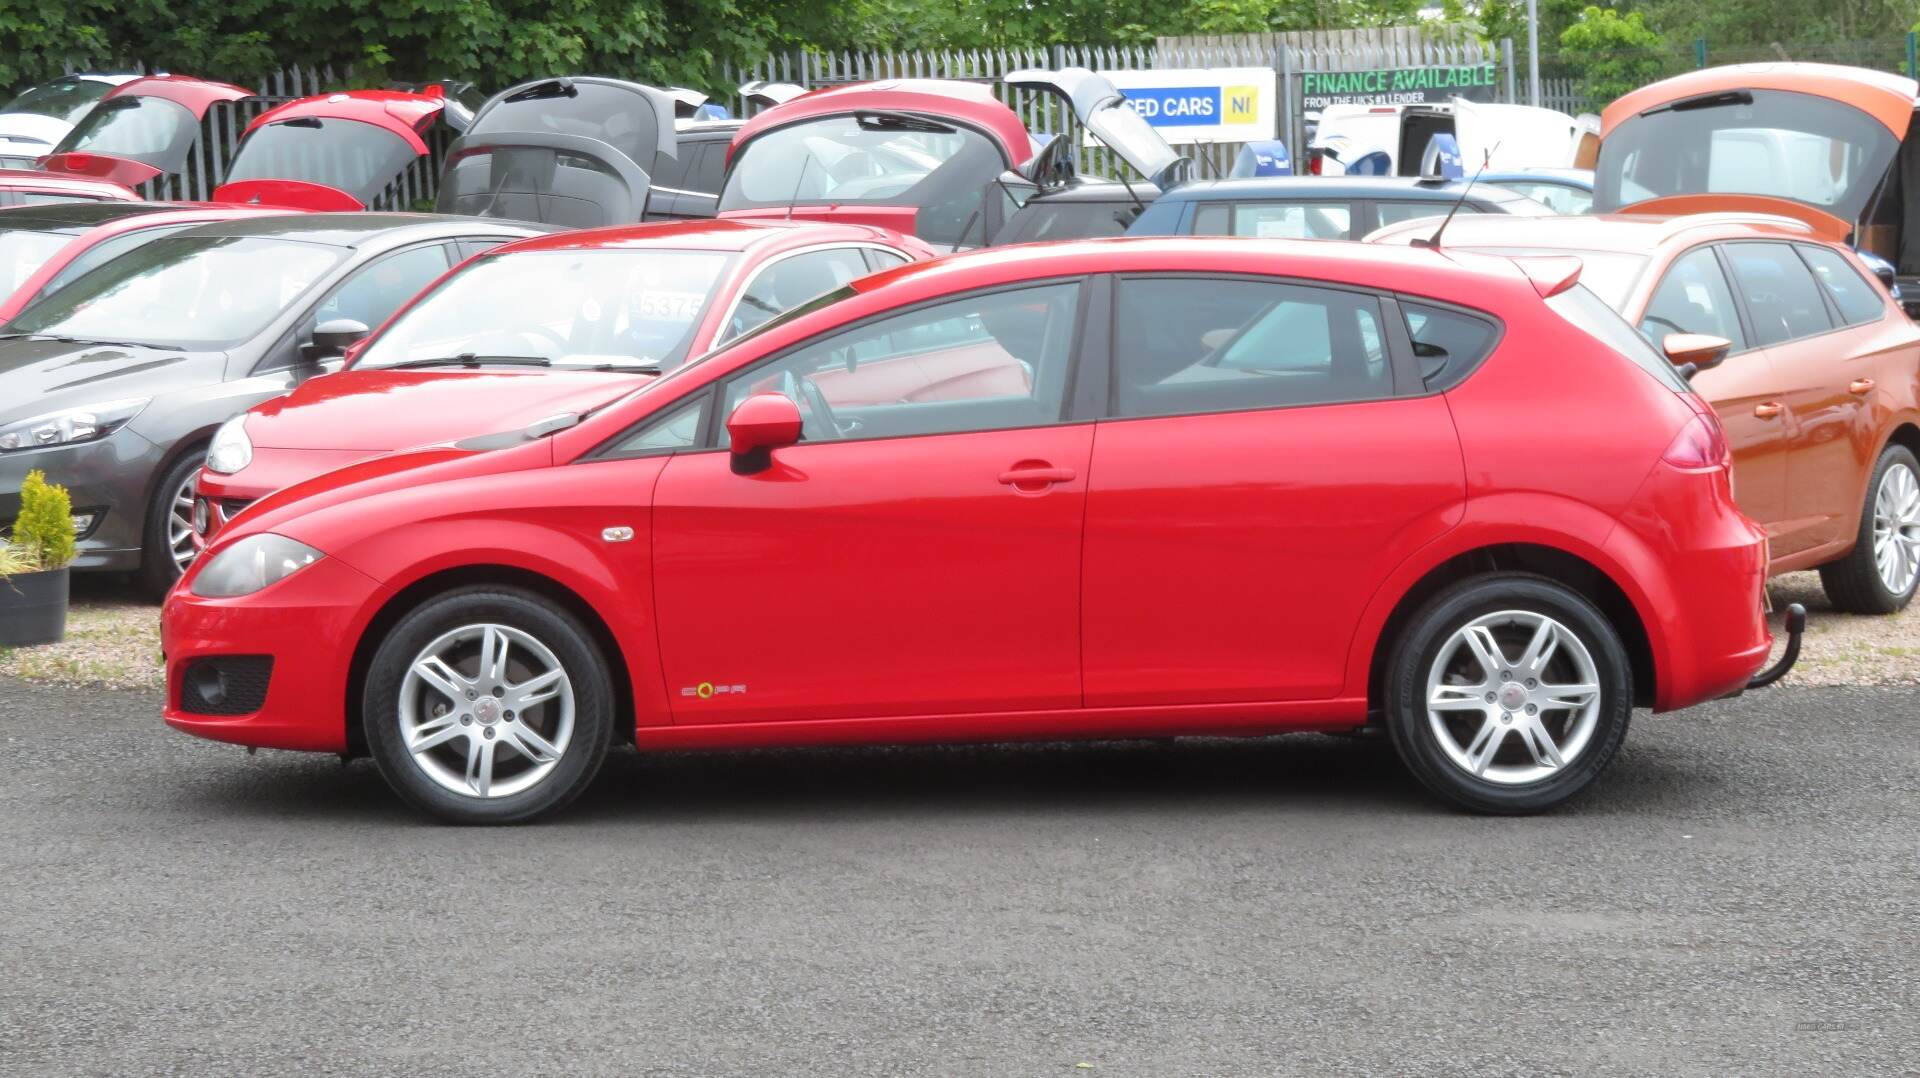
[487,217,916,258]
[105,74,255,118]
[729,79,1032,163]
[242,90,443,152]
[1602,62,1919,137]
[0,167,139,200]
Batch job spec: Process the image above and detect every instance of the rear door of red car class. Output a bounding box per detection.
[648,277,1097,724]
[1080,273,1468,705]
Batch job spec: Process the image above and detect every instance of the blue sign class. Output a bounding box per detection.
[1121,86,1228,127]
[1230,140,1292,177]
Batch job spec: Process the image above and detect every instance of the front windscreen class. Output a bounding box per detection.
[353,248,736,372]
[224,118,418,204]
[54,95,198,169]
[720,113,1005,245]
[2,79,112,125]
[6,235,346,349]
[0,228,80,294]
[1594,89,1901,222]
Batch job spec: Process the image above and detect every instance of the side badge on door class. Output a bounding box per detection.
[602,526,635,543]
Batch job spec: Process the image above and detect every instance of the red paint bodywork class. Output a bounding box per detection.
[0,167,140,205]
[0,203,299,321]
[208,89,448,210]
[164,238,1773,759]
[194,219,935,529]
[209,179,364,212]
[39,76,253,188]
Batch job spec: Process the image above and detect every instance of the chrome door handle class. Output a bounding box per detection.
[1849,378,1876,396]
[1753,402,1784,420]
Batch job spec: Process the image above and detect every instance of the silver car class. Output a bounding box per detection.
[0,213,549,596]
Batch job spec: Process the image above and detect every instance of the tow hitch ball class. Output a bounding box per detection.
[1747,603,1807,691]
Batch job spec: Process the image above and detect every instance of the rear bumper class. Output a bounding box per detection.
[161,555,384,753]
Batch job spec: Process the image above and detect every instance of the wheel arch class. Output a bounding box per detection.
[1361,542,1658,715]
[343,564,637,756]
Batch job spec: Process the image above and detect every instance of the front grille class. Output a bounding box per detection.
[178,656,273,716]
[221,499,253,519]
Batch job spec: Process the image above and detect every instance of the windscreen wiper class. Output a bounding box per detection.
[0,332,159,350]
[1639,90,1753,118]
[856,111,957,135]
[382,354,554,370]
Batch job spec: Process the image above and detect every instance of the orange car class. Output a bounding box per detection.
[1368,212,1920,613]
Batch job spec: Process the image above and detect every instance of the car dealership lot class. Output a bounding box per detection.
[1,678,1913,1075]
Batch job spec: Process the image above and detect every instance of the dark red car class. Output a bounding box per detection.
[162,238,1798,823]
[192,218,932,539]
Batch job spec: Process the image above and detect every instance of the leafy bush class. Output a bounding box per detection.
[0,542,32,577]
[1559,6,1668,106]
[8,470,75,573]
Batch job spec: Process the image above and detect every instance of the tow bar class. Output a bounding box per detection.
[1746,603,1807,691]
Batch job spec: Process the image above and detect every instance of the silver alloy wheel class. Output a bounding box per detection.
[167,471,198,573]
[1425,610,1602,786]
[1872,461,1920,597]
[399,623,576,799]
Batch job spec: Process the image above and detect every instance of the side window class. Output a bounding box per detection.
[608,395,707,456]
[308,243,452,335]
[720,281,1081,444]
[38,224,191,300]
[1375,201,1478,227]
[689,143,727,195]
[455,237,512,261]
[1639,247,1748,351]
[723,248,871,343]
[1501,182,1592,215]
[651,144,693,191]
[1723,241,1834,345]
[1798,244,1886,325]
[1111,277,1393,419]
[1230,202,1353,239]
[1191,203,1229,235]
[1401,302,1500,391]
[863,248,911,271]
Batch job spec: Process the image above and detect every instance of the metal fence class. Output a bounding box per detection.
[727,34,1507,183]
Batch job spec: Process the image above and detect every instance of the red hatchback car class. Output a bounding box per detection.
[162,238,1798,822]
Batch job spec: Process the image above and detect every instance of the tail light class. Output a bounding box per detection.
[1662,412,1730,469]
[1305,149,1323,176]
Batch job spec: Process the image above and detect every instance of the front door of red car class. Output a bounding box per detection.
[651,280,1092,724]
[1081,276,1468,705]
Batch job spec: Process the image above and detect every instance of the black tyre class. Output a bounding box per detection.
[1818,444,1920,615]
[137,449,204,600]
[1383,572,1633,814]
[364,586,613,824]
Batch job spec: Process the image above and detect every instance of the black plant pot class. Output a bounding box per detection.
[0,567,69,647]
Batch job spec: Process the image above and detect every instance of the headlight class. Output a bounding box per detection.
[0,398,148,452]
[205,414,253,474]
[190,533,324,598]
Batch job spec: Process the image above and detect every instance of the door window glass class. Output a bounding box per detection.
[1639,246,1747,350]
[1490,181,1592,214]
[1797,244,1886,325]
[308,243,451,337]
[1723,242,1834,345]
[609,396,706,455]
[1402,302,1500,390]
[723,248,872,343]
[1375,200,1478,227]
[721,281,1081,443]
[1112,277,1392,418]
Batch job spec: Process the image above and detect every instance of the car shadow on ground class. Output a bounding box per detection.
[164,729,1721,826]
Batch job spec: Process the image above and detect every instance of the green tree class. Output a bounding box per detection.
[1558,5,1667,105]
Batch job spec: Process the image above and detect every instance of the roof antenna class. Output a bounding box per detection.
[1412,140,1500,250]
[785,154,815,221]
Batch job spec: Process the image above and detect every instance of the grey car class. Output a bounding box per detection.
[0,213,549,595]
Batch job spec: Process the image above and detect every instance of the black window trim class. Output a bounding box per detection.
[1717,237,1855,350]
[1094,270,1503,424]
[1638,242,1759,360]
[1791,240,1889,327]
[581,273,1100,462]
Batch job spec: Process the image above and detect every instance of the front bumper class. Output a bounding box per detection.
[161,554,385,753]
[194,446,372,545]
[0,429,161,571]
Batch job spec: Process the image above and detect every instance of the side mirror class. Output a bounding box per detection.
[1663,333,1731,379]
[302,318,371,363]
[726,392,803,474]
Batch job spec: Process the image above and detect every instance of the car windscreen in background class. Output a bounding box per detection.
[1,79,113,125]
[1594,89,1899,223]
[53,96,198,170]
[224,118,418,205]
[0,229,79,294]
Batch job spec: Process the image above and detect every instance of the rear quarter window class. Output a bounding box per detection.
[1400,301,1501,391]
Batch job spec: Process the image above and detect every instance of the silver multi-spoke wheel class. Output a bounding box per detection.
[1425,610,1602,786]
[399,623,575,800]
[167,471,198,572]
[1872,461,1920,597]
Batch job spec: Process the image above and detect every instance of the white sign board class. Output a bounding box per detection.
[1096,68,1277,145]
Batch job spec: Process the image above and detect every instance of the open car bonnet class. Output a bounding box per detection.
[1591,63,1918,227]
[1003,68,1189,189]
[435,77,677,227]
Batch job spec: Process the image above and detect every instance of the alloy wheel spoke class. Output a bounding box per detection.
[1462,626,1507,679]
[1463,717,1507,775]
[409,720,466,754]
[1516,619,1559,677]
[506,668,565,711]
[1539,682,1598,710]
[477,626,510,688]
[504,723,560,765]
[464,737,496,797]
[413,655,470,704]
[1429,683,1492,712]
[1515,717,1565,769]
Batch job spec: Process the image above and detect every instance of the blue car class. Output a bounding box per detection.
[1125,176,1554,241]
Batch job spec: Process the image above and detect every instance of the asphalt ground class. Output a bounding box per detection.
[0,680,1914,1076]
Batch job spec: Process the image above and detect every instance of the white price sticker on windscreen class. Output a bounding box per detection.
[635,290,705,321]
